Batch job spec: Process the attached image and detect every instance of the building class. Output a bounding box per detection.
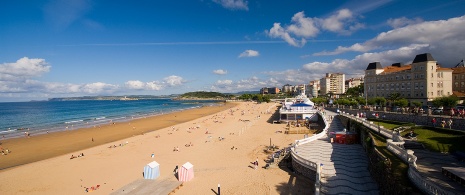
[452,59,465,94]
[320,73,345,96]
[282,84,292,94]
[307,80,320,98]
[345,77,364,92]
[260,87,280,94]
[364,53,453,105]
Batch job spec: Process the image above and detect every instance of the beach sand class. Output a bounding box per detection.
[0,102,313,194]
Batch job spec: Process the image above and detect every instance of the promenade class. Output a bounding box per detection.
[294,111,379,194]
[337,109,465,194]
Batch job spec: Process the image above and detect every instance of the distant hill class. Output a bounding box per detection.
[178,91,227,99]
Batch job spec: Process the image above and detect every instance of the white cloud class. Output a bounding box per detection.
[125,78,178,91]
[266,9,363,47]
[125,80,146,90]
[387,17,423,28]
[0,57,51,81]
[238,50,260,58]
[212,0,248,11]
[287,12,319,38]
[146,81,163,90]
[267,23,306,47]
[320,9,363,34]
[314,15,465,61]
[163,75,184,87]
[213,69,228,75]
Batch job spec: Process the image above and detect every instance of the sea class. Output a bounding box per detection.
[0,99,220,139]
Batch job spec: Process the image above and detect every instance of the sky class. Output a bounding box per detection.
[1,0,465,102]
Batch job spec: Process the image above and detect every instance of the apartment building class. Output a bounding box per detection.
[307,80,320,98]
[345,77,364,92]
[320,73,345,96]
[260,87,280,94]
[364,53,453,105]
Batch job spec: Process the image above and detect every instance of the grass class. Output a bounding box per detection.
[400,126,465,153]
[368,118,465,153]
[368,119,415,130]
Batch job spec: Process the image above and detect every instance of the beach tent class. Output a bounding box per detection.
[178,162,194,181]
[143,161,160,180]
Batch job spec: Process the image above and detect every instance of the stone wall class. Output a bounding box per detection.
[291,158,316,182]
[326,107,465,130]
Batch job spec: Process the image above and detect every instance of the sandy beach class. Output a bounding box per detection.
[0,102,312,194]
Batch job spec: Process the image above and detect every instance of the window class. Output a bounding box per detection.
[432,83,434,87]
[431,73,433,78]
[437,90,440,96]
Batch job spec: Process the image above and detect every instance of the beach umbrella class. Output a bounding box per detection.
[178,162,194,181]
[143,161,160,180]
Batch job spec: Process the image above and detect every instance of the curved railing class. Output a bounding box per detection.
[290,111,329,195]
[340,112,454,195]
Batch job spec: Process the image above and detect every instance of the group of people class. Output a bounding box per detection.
[431,117,453,129]
[70,153,85,159]
[1,147,11,156]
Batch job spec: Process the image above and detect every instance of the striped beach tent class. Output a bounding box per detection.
[143,161,160,180]
[178,162,194,181]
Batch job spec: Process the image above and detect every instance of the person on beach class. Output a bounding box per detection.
[254,158,258,169]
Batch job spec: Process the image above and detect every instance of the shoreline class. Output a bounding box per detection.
[0,102,237,170]
[0,100,223,140]
[0,102,311,194]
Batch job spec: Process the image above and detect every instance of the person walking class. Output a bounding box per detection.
[432,118,437,127]
[448,119,453,129]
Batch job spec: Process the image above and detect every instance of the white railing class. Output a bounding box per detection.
[291,111,329,195]
[340,113,454,195]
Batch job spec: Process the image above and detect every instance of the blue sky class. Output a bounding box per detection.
[1,0,465,102]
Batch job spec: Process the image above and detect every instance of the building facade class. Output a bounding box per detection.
[320,73,345,96]
[345,77,364,92]
[260,87,280,94]
[364,53,453,105]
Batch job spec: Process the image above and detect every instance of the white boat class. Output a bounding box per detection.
[279,89,318,122]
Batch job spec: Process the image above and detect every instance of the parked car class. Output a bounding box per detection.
[432,108,443,115]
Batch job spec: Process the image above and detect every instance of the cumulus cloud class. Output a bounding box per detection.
[238,50,259,58]
[0,57,51,81]
[212,0,248,11]
[266,10,363,47]
[125,80,146,90]
[163,75,184,87]
[387,17,423,28]
[314,15,465,61]
[267,23,306,47]
[124,76,184,91]
[213,69,228,75]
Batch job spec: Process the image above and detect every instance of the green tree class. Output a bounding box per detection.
[411,101,422,108]
[394,98,409,107]
[375,97,387,107]
[432,96,459,108]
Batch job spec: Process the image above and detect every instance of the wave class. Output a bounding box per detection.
[65,120,84,124]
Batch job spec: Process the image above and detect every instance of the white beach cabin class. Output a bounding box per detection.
[143,161,160,180]
[178,162,194,181]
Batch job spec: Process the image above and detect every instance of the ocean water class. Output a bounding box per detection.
[0,99,219,139]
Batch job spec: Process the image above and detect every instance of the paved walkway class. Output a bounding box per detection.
[110,177,183,195]
[294,111,379,195]
[336,109,465,194]
[412,149,465,194]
